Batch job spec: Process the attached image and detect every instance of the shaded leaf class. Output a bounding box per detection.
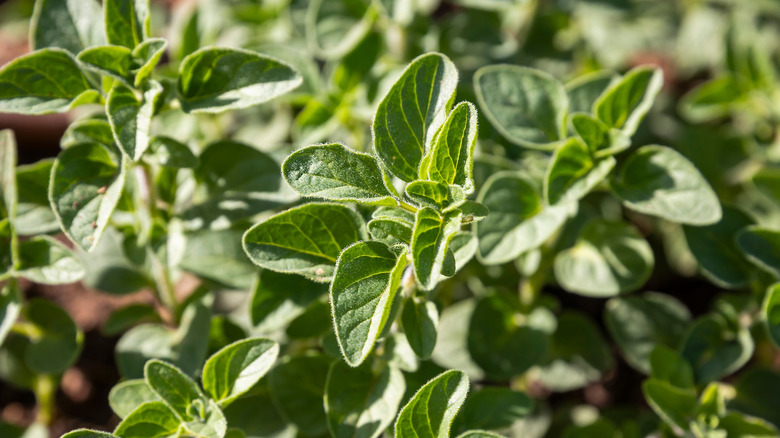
[394,370,469,438]
[24,298,82,374]
[737,226,780,278]
[412,208,461,290]
[268,354,332,436]
[113,401,181,438]
[545,137,616,205]
[401,296,438,360]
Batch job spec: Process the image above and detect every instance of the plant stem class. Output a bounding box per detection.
[34,374,57,425]
[398,200,417,214]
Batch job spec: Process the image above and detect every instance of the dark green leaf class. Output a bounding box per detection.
[642,379,697,431]
[243,203,367,282]
[681,314,753,384]
[474,65,568,150]
[412,208,462,290]
[77,45,134,82]
[268,354,332,436]
[324,361,405,438]
[612,145,721,225]
[30,0,105,53]
[372,53,458,182]
[177,47,302,113]
[103,0,150,49]
[24,298,82,374]
[131,38,167,87]
[570,114,630,158]
[730,369,780,429]
[394,369,469,438]
[250,269,327,333]
[202,338,279,407]
[401,296,438,360]
[419,101,478,193]
[0,49,98,114]
[476,172,573,265]
[453,387,533,432]
[554,219,654,297]
[49,142,126,251]
[545,137,616,205]
[331,241,407,366]
[405,181,466,211]
[282,143,395,205]
[737,227,780,278]
[763,284,780,348]
[594,67,663,136]
[649,345,694,390]
[367,217,412,246]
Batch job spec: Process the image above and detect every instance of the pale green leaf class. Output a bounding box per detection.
[49,142,126,251]
[177,47,302,114]
[242,203,367,282]
[544,137,616,205]
[282,143,395,205]
[570,114,630,158]
[61,119,115,149]
[0,281,22,347]
[0,130,18,226]
[565,70,616,114]
[412,208,462,290]
[0,49,98,114]
[113,401,181,438]
[554,219,654,297]
[642,379,697,431]
[202,338,279,407]
[594,67,663,136]
[474,65,568,150]
[146,137,197,168]
[132,38,167,87]
[109,379,160,419]
[107,81,162,160]
[16,159,59,235]
[679,76,744,123]
[394,369,469,438]
[475,172,574,265]
[324,361,405,438]
[405,181,466,211]
[77,45,133,82]
[419,101,478,193]
[612,145,722,225]
[331,241,407,366]
[30,0,105,53]
[62,430,116,438]
[372,53,458,182]
[306,0,375,59]
[16,235,85,284]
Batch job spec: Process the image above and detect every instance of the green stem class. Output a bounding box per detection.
[34,374,57,425]
[519,245,555,309]
[398,201,417,214]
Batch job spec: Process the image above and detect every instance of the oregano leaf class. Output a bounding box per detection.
[412,208,462,290]
[544,137,616,205]
[30,0,105,53]
[202,338,279,407]
[107,81,162,160]
[104,0,150,49]
[394,369,469,438]
[419,101,478,193]
[594,66,663,136]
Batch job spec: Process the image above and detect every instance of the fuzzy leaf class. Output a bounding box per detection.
[177,47,302,114]
[114,401,181,438]
[401,296,438,360]
[367,218,412,246]
[612,145,721,225]
[570,114,630,157]
[324,361,405,438]
[243,203,367,282]
[268,354,332,436]
[109,379,160,419]
[202,338,279,407]
[372,53,458,182]
[31,0,105,53]
[544,137,616,205]
[107,81,162,160]
[331,241,407,366]
[104,0,150,49]
[394,370,469,438]
[0,49,98,114]
[419,101,478,193]
[474,65,568,150]
[49,142,126,251]
[77,45,134,82]
[412,208,462,290]
[737,227,780,278]
[62,430,116,438]
[131,38,167,87]
[565,70,616,114]
[405,181,466,211]
[594,67,663,136]
[282,143,395,205]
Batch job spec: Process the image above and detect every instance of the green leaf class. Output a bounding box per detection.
[131,38,167,87]
[250,270,327,333]
[737,227,780,278]
[453,387,533,432]
[649,346,694,390]
[372,53,458,182]
[537,311,614,392]
[223,384,294,438]
[401,296,438,360]
[419,101,478,193]
[114,401,181,438]
[604,293,691,374]
[282,143,395,205]
[16,159,59,235]
[412,208,462,290]
[109,379,160,419]
[104,0,150,49]
[177,47,302,114]
[594,67,663,136]
[61,119,116,149]
[683,206,755,288]
[642,379,697,431]
[476,172,573,265]
[306,0,375,59]
[367,217,412,246]
[0,49,98,114]
[681,314,753,384]
[30,0,105,53]
[474,65,568,150]
[49,142,126,251]
[612,145,722,225]
[394,369,469,438]
[544,137,616,205]
[459,202,489,224]
[456,432,504,438]
[77,45,134,82]
[763,284,780,348]
[202,338,279,407]
[324,361,405,438]
[16,235,85,284]
[570,114,630,158]
[145,360,227,438]
[719,412,779,437]
[468,294,555,379]
[730,369,780,429]
[146,137,197,168]
[268,354,332,436]
[23,298,82,374]
[679,76,744,123]
[243,203,367,282]
[406,181,466,211]
[107,81,162,160]
[0,281,22,346]
[554,219,654,297]
[62,430,116,438]
[565,70,616,114]
[331,241,407,366]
